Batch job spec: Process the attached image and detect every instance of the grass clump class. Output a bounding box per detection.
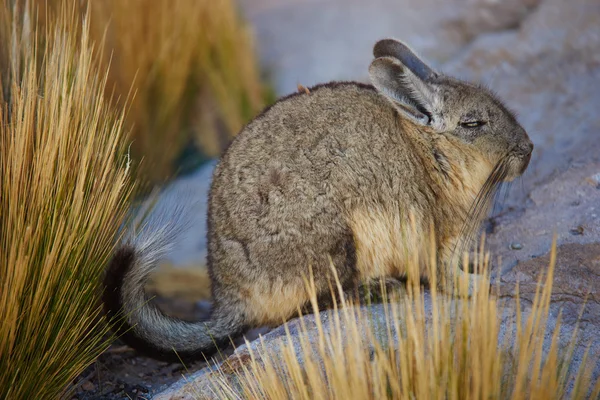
[211,240,600,399]
[0,2,132,398]
[34,0,269,184]
[87,0,268,183]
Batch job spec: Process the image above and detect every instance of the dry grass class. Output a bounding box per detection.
[0,2,132,398]
[34,0,268,185]
[211,239,600,400]
[88,0,267,183]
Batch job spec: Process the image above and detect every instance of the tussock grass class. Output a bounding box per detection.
[0,2,131,398]
[34,0,267,184]
[87,0,267,183]
[211,239,600,399]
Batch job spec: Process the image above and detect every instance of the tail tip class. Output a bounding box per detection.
[103,245,136,321]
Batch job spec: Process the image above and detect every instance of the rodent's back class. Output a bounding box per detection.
[221,82,388,174]
[212,82,429,216]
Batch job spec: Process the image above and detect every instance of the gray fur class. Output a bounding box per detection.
[373,39,438,81]
[105,38,533,361]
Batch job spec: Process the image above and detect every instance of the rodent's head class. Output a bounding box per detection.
[369,39,533,181]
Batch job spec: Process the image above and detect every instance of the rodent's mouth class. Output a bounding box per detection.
[503,150,533,182]
[519,151,532,174]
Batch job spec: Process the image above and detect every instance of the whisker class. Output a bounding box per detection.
[503,181,513,207]
[492,183,505,216]
[452,156,509,264]
[493,181,513,216]
[521,176,525,197]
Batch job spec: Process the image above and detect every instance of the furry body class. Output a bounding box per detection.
[104,40,533,362]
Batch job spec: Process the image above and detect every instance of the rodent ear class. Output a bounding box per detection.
[369,56,441,126]
[373,39,438,81]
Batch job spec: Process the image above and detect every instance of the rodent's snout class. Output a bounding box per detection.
[517,139,534,174]
[519,140,534,156]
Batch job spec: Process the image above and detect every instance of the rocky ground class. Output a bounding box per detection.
[73,0,600,398]
[71,294,214,399]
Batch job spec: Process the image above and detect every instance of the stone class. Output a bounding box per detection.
[239,0,542,95]
[81,381,95,392]
[156,242,600,399]
[499,243,600,380]
[589,172,600,187]
[510,242,523,250]
[150,0,600,397]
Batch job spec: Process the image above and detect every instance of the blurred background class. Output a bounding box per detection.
[2,1,598,398]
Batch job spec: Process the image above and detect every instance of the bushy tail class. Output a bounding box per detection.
[102,204,245,363]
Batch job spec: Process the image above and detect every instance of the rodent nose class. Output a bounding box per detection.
[519,140,534,155]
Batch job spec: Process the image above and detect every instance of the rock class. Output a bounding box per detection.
[499,242,600,381]
[156,242,600,399]
[487,162,600,275]
[589,172,600,188]
[509,242,523,250]
[154,298,434,400]
[81,380,95,392]
[239,0,542,95]
[151,0,600,397]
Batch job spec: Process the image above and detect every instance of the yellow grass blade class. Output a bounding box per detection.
[209,239,598,400]
[0,1,132,398]
[28,0,268,185]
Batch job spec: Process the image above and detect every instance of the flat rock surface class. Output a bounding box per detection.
[155,243,600,399]
[82,0,600,398]
[154,242,600,399]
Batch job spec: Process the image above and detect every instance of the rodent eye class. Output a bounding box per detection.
[460,121,486,128]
